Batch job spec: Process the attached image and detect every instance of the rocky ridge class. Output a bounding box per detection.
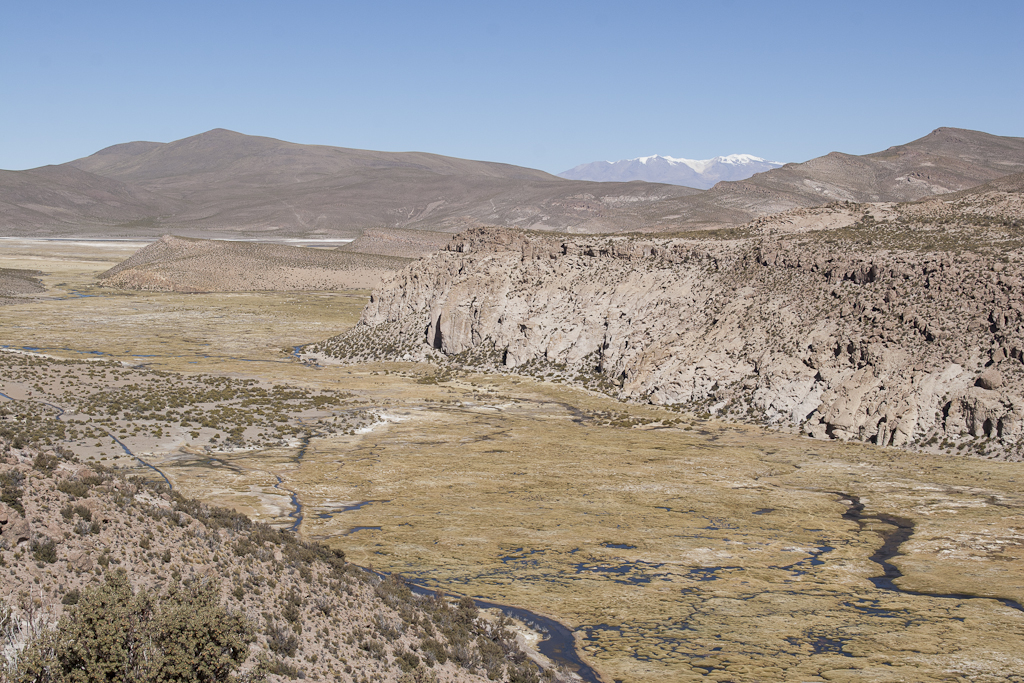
[99,235,411,292]
[310,182,1024,459]
[341,228,456,259]
[0,268,44,305]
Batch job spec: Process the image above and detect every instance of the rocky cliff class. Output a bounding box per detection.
[311,183,1024,459]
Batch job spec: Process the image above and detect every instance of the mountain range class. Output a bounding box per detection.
[1,127,1022,238]
[558,154,784,189]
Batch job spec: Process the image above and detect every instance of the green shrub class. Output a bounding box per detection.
[32,452,59,473]
[16,569,259,682]
[31,537,58,564]
[0,470,25,514]
[266,622,299,657]
[57,479,89,498]
[267,658,300,678]
[420,637,448,665]
[396,648,420,672]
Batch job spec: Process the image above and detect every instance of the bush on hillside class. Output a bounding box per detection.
[15,569,261,683]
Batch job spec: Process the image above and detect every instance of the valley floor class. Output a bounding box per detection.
[2,241,1023,682]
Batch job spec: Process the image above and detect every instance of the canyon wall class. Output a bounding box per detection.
[315,198,1024,457]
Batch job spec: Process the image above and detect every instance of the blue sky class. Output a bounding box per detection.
[2,1,1022,173]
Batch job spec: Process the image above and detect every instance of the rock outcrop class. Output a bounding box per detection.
[313,190,1024,459]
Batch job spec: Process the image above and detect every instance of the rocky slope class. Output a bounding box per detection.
[99,235,411,292]
[0,268,44,305]
[310,178,1024,459]
[341,228,456,259]
[0,435,554,683]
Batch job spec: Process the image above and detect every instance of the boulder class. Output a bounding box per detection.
[976,368,1004,390]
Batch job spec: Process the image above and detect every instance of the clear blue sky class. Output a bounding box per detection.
[2,1,1022,173]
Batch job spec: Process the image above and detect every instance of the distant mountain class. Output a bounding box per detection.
[559,154,784,189]
[1,127,1022,238]
[0,129,697,238]
[641,127,1024,230]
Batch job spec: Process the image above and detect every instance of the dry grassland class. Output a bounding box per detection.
[2,242,1023,683]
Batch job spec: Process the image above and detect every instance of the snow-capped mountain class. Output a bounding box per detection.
[558,153,785,189]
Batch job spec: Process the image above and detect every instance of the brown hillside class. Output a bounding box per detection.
[98,235,411,292]
[644,127,1024,229]
[2,127,1021,238]
[8,129,698,237]
[0,267,45,304]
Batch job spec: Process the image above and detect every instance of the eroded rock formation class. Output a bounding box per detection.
[315,193,1024,457]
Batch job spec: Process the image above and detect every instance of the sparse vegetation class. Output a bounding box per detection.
[0,428,551,683]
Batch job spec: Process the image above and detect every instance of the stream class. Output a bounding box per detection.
[837,493,1024,612]
[397,578,604,683]
[0,388,175,490]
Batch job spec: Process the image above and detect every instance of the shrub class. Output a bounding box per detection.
[31,537,58,564]
[32,452,59,473]
[395,648,420,673]
[267,622,299,657]
[16,569,258,682]
[0,470,25,514]
[267,658,300,678]
[56,479,89,498]
[281,600,301,624]
[420,637,448,666]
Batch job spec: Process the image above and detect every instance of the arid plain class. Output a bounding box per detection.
[2,241,1023,683]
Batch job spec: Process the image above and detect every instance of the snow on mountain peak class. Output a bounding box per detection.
[560,153,785,189]
[618,153,780,174]
[717,154,770,165]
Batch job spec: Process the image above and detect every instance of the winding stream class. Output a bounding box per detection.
[836,493,1024,612]
[397,579,604,683]
[104,429,174,490]
[0,387,175,489]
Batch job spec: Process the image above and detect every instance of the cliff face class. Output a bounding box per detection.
[317,193,1024,458]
